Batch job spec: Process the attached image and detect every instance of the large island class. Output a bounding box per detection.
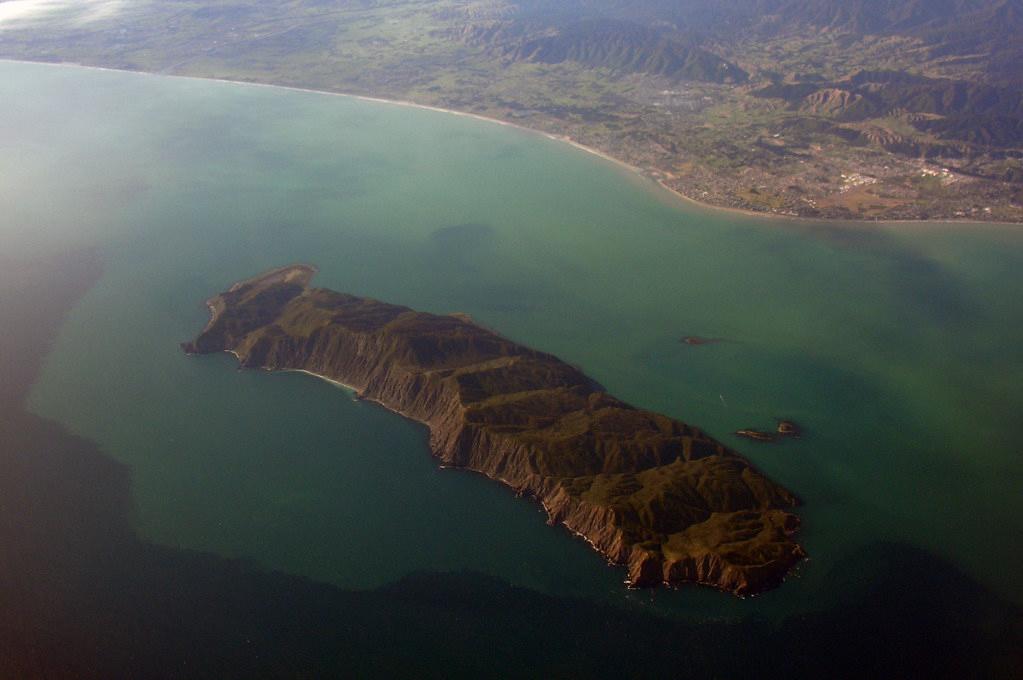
[184,265,805,595]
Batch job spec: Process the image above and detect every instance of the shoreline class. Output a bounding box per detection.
[225,351,359,397]
[211,353,660,590]
[189,265,806,595]
[4,57,1020,229]
[282,368,358,395]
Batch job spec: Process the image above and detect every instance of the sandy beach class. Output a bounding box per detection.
[3,58,1020,228]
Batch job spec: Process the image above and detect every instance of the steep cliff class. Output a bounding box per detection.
[183,265,805,595]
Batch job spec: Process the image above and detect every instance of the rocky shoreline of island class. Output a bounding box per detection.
[183,265,806,596]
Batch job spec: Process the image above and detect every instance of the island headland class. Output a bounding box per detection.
[183,265,805,595]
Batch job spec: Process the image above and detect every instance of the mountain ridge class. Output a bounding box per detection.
[183,265,806,596]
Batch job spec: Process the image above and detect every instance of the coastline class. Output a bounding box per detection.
[187,265,806,595]
[282,368,358,395]
[3,57,1020,228]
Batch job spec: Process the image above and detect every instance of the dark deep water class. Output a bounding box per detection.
[1,251,1021,677]
[2,61,1023,677]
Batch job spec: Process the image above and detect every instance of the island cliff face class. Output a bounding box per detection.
[184,265,805,595]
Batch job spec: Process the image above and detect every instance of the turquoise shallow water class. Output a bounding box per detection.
[6,60,1023,618]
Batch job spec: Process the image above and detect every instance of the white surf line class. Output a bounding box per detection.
[0,60,649,186]
[3,58,1015,228]
[281,368,358,395]
[221,349,360,397]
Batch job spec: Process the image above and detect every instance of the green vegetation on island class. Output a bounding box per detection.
[184,265,805,595]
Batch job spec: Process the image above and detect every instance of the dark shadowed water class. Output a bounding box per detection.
[1,60,1022,676]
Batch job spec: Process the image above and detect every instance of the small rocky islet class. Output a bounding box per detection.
[736,420,803,443]
[184,265,805,595]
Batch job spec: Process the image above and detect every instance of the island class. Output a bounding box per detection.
[183,265,805,595]
[736,420,803,443]
[777,420,802,438]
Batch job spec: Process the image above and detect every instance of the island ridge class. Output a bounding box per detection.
[183,265,805,595]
